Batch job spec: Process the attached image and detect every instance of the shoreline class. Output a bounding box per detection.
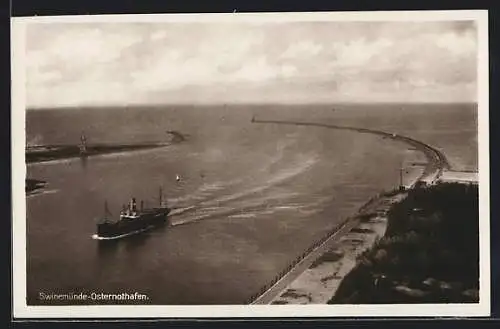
[26,130,186,164]
[26,178,47,195]
[25,143,173,197]
[250,120,449,304]
[26,142,172,164]
[25,132,187,196]
[269,190,407,304]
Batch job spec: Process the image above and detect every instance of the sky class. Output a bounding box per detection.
[24,19,478,108]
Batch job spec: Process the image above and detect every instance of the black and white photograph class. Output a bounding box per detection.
[11,10,489,318]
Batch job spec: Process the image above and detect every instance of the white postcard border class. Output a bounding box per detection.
[11,9,490,318]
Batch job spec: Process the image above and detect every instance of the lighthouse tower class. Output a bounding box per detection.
[79,132,87,155]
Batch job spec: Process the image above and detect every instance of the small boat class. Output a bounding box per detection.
[176,174,181,182]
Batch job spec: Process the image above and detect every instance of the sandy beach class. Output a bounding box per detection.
[269,192,407,304]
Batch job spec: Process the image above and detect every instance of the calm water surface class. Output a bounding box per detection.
[25,104,477,304]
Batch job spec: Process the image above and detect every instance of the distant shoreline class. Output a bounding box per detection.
[26,178,47,194]
[26,130,186,164]
[25,132,187,197]
[25,102,477,112]
[26,143,171,164]
[24,143,170,196]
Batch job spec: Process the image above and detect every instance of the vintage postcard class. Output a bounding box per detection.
[11,10,489,318]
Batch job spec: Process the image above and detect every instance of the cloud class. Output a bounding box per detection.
[281,65,298,78]
[435,30,477,57]
[320,25,477,95]
[230,56,277,82]
[26,24,142,105]
[24,20,478,107]
[281,41,323,59]
[27,26,140,71]
[330,38,394,68]
[150,30,168,41]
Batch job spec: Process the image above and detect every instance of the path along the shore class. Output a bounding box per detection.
[250,119,450,304]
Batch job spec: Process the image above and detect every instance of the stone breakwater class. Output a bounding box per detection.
[26,130,187,164]
[248,119,449,304]
[26,142,171,164]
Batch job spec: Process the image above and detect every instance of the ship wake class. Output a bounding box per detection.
[167,153,320,227]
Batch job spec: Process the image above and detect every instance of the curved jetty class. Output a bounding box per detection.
[249,119,450,304]
[252,119,450,182]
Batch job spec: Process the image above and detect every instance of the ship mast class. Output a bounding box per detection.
[159,187,163,207]
[104,200,112,219]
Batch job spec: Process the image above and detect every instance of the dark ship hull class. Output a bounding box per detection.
[94,208,170,240]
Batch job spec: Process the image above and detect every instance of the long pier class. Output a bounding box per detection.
[253,119,450,181]
[248,119,450,304]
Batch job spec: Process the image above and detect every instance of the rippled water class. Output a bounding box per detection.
[25,104,477,304]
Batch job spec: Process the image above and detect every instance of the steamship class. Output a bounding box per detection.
[93,188,170,240]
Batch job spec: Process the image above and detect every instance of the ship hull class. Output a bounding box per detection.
[95,209,170,240]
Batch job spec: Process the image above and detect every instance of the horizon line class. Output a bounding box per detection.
[26,101,478,110]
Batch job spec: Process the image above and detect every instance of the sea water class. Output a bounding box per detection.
[24,103,477,304]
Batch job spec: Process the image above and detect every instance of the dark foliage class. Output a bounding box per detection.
[329,183,479,304]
